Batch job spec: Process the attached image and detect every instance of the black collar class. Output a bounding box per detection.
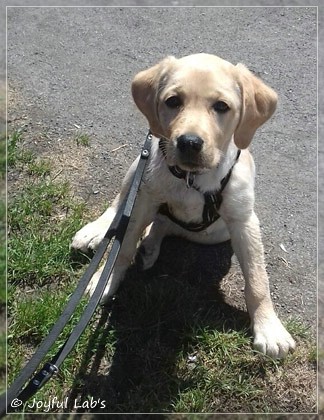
[158,138,241,232]
[159,138,198,187]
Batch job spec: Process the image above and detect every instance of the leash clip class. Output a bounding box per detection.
[32,362,59,388]
[186,172,195,188]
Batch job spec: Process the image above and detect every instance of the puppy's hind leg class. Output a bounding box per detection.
[137,214,177,270]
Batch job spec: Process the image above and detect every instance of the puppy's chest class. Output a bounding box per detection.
[143,151,232,223]
[146,170,207,222]
[163,187,205,222]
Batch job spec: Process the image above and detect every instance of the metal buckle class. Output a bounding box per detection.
[186,172,195,188]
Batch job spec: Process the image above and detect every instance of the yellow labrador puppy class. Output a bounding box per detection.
[72,53,295,359]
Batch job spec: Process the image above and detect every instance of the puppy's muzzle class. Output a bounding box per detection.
[177,134,204,165]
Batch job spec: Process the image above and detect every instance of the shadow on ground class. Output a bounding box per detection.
[67,237,250,414]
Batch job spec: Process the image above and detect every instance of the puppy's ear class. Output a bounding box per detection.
[234,64,278,149]
[131,56,175,137]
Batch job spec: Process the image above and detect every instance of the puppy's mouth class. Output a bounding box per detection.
[159,137,219,174]
[175,160,206,174]
[175,149,220,173]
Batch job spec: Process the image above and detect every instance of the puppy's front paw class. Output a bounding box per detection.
[252,315,296,359]
[71,220,107,253]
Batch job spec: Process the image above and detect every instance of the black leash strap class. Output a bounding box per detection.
[0,131,152,417]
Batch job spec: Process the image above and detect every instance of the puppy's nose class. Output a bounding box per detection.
[177,134,204,154]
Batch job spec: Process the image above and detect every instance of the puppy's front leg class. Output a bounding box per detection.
[227,211,295,358]
[87,189,158,303]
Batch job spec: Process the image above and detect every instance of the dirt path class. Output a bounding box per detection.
[7,6,317,328]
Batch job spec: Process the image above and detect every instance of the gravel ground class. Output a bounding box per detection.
[6,4,317,325]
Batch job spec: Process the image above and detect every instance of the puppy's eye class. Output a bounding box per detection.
[213,101,230,113]
[165,96,182,109]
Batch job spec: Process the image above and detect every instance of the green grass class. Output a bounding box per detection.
[7,129,93,406]
[74,132,90,147]
[8,282,92,394]
[8,128,34,167]
[0,200,5,306]
[8,180,85,287]
[7,128,317,414]
[0,81,5,395]
[0,131,5,178]
[0,133,5,395]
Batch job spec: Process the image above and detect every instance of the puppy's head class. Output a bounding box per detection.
[132,53,277,171]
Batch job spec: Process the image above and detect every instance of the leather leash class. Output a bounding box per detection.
[0,131,152,417]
